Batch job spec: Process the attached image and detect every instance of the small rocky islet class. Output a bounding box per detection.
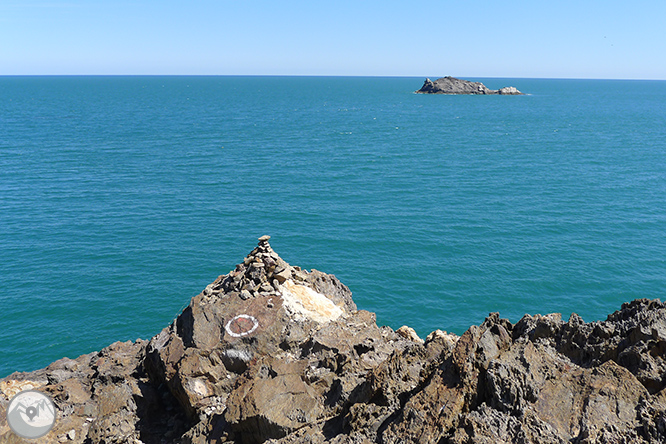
[2,237,666,443]
[416,76,523,95]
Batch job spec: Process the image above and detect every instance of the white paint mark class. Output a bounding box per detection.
[225,314,259,337]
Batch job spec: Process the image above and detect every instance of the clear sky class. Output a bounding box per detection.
[1,0,665,79]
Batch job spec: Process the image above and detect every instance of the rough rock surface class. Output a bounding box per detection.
[416,76,523,95]
[2,237,665,443]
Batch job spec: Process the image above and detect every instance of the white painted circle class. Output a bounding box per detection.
[225,314,259,337]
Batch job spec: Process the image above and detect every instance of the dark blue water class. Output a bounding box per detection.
[2,76,665,377]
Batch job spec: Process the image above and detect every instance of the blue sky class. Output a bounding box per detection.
[1,0,665,79]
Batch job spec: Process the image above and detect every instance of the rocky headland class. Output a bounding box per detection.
[2,237,665,443]
[416,77,523,95]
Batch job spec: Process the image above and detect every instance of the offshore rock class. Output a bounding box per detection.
[416,76,523,95]
[1,239,666,443]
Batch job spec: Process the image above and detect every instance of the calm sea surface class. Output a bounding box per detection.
[1,76,665,377]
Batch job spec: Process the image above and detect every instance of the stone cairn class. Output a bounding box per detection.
[202,236,309,301]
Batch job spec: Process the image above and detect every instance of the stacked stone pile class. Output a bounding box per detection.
[207,235,295,300]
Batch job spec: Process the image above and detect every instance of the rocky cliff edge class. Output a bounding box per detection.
[1,237,665,443]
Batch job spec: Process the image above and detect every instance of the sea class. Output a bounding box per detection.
[1,76,665,378]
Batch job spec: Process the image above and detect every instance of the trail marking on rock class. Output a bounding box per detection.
[225,314,259,337]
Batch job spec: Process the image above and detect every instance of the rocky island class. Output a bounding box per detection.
[2,237,665,443]
[416,76,523,95]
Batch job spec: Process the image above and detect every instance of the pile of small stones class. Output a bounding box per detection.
[202,236,310,301]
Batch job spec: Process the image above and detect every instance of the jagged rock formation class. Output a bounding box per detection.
[416,76,523,95]
[1,237,665,443]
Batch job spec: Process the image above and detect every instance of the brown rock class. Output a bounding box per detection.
[225,359,322,444]
[2,239,666,443]
[396,325,423,344]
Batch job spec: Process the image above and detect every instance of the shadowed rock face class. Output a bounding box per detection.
[416,76,523,95]
[1,238,665,443]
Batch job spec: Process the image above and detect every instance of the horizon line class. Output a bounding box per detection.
[1,74,665,81]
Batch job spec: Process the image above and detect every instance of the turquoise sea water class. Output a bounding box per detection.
[1,76,665,377]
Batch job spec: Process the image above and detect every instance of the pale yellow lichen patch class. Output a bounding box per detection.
[0,379,46,400]
[279,279,344,323]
